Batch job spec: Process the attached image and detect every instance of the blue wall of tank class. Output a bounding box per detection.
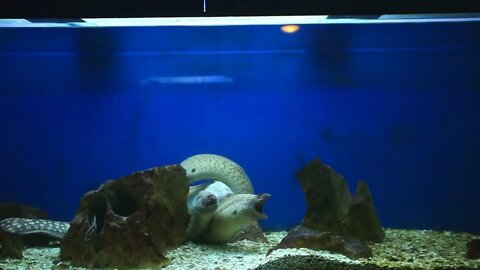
[0,21,479,233]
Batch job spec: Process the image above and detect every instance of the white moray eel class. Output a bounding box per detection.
[186,181,234,240]
[0,154,268,244]
[181,154,254,194]
[202,193,270,243]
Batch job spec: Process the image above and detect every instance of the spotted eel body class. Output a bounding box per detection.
[0,218,69,239]
[0,154,257,242]
[181,154,254,194]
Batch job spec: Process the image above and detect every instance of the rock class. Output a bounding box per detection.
[268,226,343,255]
[0,230,24,259]
[0,202,49,220]
[60,165,190,268]
[268,225,372,259]
[232,223,268,243]
[466,239,480,259]
[296,159,352,234]
[344,181,385,242]
[276,158,384,258]
[342,238,373,259]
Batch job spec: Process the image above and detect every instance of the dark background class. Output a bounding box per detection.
[0,0,480,18]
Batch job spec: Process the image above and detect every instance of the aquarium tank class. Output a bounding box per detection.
[0,14,479,270]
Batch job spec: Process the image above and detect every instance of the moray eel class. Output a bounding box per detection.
[0,217,69,239]
[187,181,233,240]
[201,193,270,244]
[0,154,263,243]
[181,154,254,194]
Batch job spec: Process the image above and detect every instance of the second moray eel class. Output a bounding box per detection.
[0,154,268,244]
[187,181,234,240]
[201,193,270,243]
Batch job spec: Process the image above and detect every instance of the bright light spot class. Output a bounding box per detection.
[280,24,300,33]
[140,75,233,85]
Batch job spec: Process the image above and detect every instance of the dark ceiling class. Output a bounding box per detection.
[1,0,480,19]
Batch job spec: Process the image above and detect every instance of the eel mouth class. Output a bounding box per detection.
[198,193,218,213]
[253,193,271,219]
[203,194,217,207]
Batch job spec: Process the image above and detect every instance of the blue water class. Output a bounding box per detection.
[0,20,479,233]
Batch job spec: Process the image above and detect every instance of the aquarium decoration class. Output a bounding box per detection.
[60,165,190,268]
[0,230,24,259]
[269,158,384,258]
[466,239,480,259]
[267,225,372,259]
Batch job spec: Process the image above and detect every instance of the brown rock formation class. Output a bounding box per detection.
[297,159,352,234]
[466,239,480,259]
[60,165,190,268]
[344,181,385,242]
[275,158,385,258]
[0,230,24,259]
[268,225,372,259]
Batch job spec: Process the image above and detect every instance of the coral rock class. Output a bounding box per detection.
[60,165,190,268]
[296,159,352,234]
[344,181,385,242]
[268,225,372,259]
[466,239,480,259]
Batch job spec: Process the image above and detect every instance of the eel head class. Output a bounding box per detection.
[246,193,271,219]
[203,193,271,243]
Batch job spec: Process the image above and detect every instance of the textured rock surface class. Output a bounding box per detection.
[60,165,190,268]
[297,159,352,234]
[281,158,384,258]
[268,225,372,259]
[344,181,385,242]
[0,230,24,259]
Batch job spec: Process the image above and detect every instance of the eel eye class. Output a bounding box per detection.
[191,169,196,173]
[233,210,237,215]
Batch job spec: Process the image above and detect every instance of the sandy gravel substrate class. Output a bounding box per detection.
[1,229,479,270]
